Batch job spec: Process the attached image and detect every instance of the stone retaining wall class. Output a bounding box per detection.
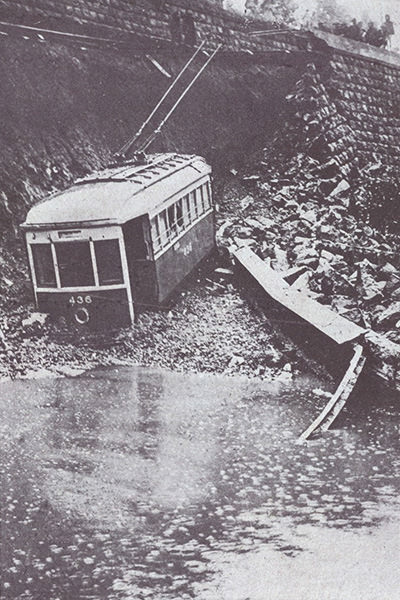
[328,51,400,168]
[0,0,305,52]
[0,0,399,180]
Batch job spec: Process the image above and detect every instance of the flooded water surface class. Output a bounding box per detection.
[0,367,399,600]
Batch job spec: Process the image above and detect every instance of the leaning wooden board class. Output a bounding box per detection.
[299,344,366,440]
[233,245,400,394]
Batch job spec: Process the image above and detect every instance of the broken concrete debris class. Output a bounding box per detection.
[216,61,400,369]
[218,178,400,345]
[376,302,400,327]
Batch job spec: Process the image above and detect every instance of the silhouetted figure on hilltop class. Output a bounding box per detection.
[381,14,395,49]
[347,18,362,41]
[365,22,384,47]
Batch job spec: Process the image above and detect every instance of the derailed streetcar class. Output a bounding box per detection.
[21,41,221,328]
[21,153,215,327]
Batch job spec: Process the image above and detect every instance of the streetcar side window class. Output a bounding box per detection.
[158,210,169,247]
[94,239,123,286]
[206,181,212,208]
[183,194,191,226]
[190,190,198,219]
[199,186,205,213]
[176,198,184,228]
[167,204,177,236]
[195,188,203,216]
[55,241,95,288]
[31,244,56,288]
[202,183,210,210]
[187,192,196,222]
[151,215,160,246]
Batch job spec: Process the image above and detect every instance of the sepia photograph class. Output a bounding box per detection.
[0,1,399,599]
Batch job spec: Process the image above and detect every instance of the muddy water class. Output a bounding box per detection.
[0,367,399,600]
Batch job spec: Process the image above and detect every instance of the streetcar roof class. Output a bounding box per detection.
[22,153,211,228]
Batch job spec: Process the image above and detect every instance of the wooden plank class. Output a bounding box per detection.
[233,246,366,345]
[234,247,400,395]
[299,344,366,441]
[145,55,172,78]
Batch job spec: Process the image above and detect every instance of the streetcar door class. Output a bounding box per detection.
[123,217,157,306]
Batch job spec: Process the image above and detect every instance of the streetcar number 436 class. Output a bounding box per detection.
[69,295,92,305]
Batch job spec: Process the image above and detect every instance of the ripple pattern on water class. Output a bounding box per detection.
[0,367,399,600]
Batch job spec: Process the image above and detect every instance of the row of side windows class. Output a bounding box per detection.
[151,181,212,253]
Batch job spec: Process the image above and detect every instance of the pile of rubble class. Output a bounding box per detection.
[217,64,400,347]
[218,176,400,344]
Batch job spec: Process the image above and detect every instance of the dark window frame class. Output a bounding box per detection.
[55,241,95,288]
[94,239,124,286]
[31,243,57,288]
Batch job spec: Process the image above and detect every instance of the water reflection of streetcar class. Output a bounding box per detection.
[21,153,214,327]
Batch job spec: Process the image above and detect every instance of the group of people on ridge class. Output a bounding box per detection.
[320,14,395,50]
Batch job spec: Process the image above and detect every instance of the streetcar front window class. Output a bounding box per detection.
[31,244,56,288]
[94,239,123,286]
[55,241,95,287]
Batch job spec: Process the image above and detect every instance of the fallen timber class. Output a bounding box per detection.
[299,344,366,440]
[233,246,400,437]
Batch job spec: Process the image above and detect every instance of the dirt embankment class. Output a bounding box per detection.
[0,34,302,226]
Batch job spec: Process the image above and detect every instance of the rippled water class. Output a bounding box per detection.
[0,367,399,600]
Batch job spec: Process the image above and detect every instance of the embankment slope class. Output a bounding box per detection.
[0,35,302,225]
